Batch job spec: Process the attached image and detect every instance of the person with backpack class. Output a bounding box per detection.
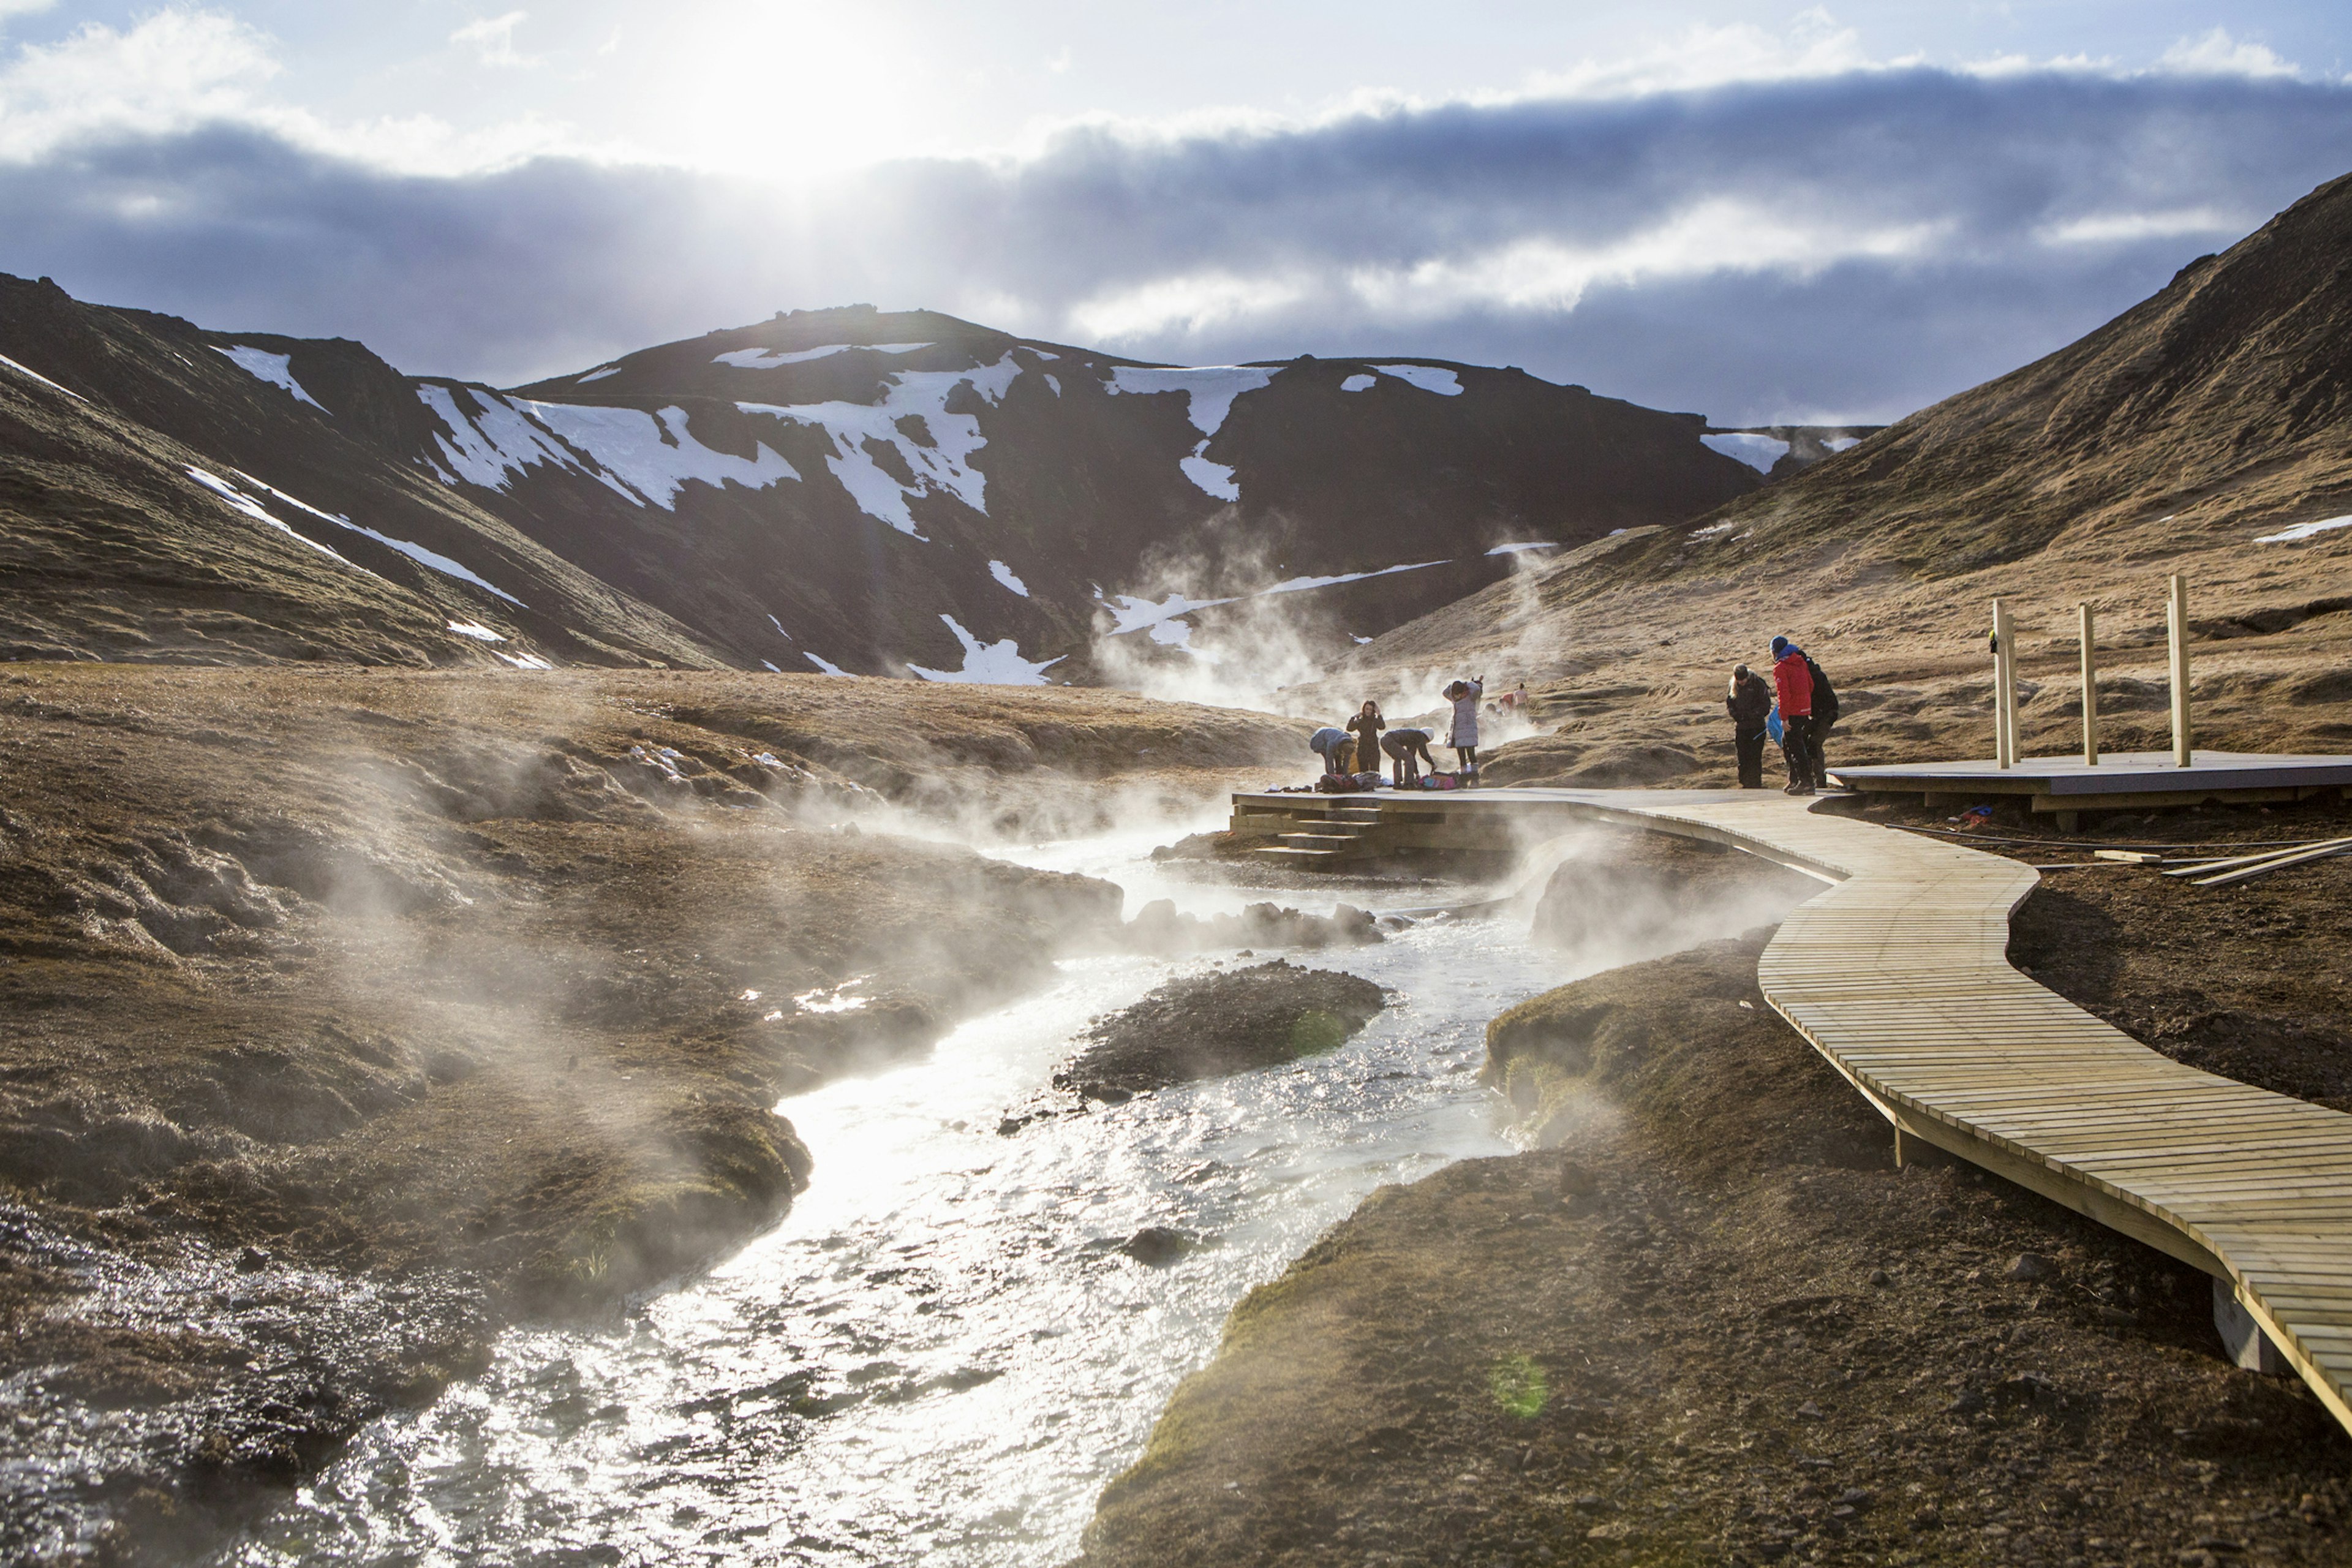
[1769,636,1818,796]
[1725,663,1774,788]
[1802,648,1839,791]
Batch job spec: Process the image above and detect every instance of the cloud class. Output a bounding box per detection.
[451,11,535,70]
[2,37,2349,426]
[2156,28,2301,80]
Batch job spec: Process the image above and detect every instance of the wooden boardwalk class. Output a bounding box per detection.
[1233,786,2352,1433]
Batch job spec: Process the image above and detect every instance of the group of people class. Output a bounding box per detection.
[1726,635,1839,794]
[1310,676,1491,790]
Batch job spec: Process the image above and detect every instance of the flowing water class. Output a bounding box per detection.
[224,822,1596,1568]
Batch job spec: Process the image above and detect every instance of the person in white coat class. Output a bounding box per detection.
[1444,676,1485,781]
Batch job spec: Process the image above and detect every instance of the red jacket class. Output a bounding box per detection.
[1773,649,1814,718]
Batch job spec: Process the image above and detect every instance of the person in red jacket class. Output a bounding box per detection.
[1770,635,1817,796]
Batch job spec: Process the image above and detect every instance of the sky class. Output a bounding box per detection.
[2,2,2350,424]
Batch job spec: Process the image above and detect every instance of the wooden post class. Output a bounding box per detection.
[2079,603,2099,767]
[2168,573,2192,768]
[1992,598,2016,769]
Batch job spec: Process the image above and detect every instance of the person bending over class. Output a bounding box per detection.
[1382,726,1435,786]
[1308,725,1352,778]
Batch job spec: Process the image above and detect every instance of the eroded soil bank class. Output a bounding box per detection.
[0,665,1297,1562]
[1078,812,2352,1568]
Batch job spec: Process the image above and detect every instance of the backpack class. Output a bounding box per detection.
[1804,655,1839,726]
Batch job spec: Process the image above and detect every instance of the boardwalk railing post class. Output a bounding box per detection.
[1992,598,2016,769]
[2168,573,2193,768]
[2079,603,2099,767]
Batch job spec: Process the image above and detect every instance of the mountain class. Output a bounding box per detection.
[1330,171,2352,783]
[0,283,1762,677]
[0,276,722,669]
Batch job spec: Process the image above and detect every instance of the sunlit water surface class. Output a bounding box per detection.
[227,823,1598,1567]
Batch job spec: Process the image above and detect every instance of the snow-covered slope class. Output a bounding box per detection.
[0,285,1762,678]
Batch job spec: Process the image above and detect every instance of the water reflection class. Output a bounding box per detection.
[227,829,1570,1567]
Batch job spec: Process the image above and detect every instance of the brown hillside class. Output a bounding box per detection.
[1327,172,2352,785]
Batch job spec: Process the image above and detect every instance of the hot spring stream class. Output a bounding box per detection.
[221,821,1600,1567]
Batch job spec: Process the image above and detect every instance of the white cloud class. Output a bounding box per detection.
[0,11,279,163]
[1509,12,1894,102]
[452,10,534,69]
[2157,28,2299,80]
[1068,269,1309,341]
[0,9,601,175]
[2038,207,2247,246]
[1348,200,1947,319]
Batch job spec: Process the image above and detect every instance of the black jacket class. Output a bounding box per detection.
[1727,672,1773,730]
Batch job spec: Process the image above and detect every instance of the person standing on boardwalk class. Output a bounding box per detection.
[1445,676,1485,781]
[1345,701,1384,777]
[1798,647,1838,791]
[1770,637,1816,795]
[1725,663,1773,788]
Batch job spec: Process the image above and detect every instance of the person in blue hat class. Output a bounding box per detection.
[1770,636,1817,795]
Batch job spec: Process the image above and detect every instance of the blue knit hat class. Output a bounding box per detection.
[1770,635,1790,658]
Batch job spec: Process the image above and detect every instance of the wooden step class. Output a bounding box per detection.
[1276,833,1363,850]
[1250,845,1342,870]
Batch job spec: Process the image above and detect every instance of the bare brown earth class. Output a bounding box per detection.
[0,664,1298,1562]
[1078,824,2352,1568]
[1317,173,2352,792]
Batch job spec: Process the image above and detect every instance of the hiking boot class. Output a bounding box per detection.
[1784,784,1815,796]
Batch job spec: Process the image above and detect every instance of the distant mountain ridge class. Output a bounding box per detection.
[0,285,1762,676]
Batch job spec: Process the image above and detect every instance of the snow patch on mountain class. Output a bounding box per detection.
[1103,366,1275,502]
[417,385,622,497]
[0,352,85,402]
[715,342,934,369]
[1098,589,1238,635]
[766,613,791,639]
[1373,364,1462,396]
[1262,561,1447,595]
[216,346,328,412]
[522,402,799,509]
[184,466,369,571]
[1105,365,1275,435]
[1488,541,1559,555]
[1340,374,1376,392]
[805,652,855,677]
[907,615,1064,685]
[1180,453,1242,500]
[233,469,528,605]
[2256,514,2352,543]
[739,354,1020,537]
[990,560,1030,597]
[576,365,622,383]
[1701,432,1792,472]
[446,620,506,642]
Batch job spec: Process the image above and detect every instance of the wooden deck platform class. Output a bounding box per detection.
[1829,749,2352,826]
[1231,786,2352,1436]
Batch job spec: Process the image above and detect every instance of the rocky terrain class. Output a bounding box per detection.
[1080,818,2352,1567]
[0,278,1764,681]
[1052,959,1387,1102]
[1321,171,2352,788]
[0,664,1297,1562]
